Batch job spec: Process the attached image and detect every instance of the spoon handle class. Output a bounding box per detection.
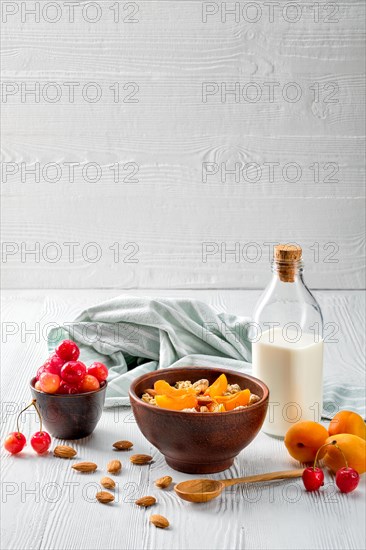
[221,469,304,487]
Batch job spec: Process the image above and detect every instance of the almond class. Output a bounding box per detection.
[72,462,97,472]
[107,459,122,474]
[193,378,209,389]
[193,379,209,394]
[135,496,156,507]
[197,395,213,405]
[100,476,116,489]
[53,445,77,459]
[113,440,133,451]
[130,454,152,465]
[150,514,169,529]
[96,491,114,504]
[154,476,172,489]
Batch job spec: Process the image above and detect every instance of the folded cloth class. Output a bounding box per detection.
[48,296,252,408]
[48,295,365,419]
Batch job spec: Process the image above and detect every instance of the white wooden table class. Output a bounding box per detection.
[1,289,365,550]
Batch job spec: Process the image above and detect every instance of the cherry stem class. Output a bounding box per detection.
[313,440,348,470]
[16,400,36,434]
[32,399,43,433]
[16,399,43,434]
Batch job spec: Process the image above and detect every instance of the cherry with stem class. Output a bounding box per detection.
[302,440,359,494]
[3,400,36,454]
[30,399,51,455]
[324,440,360,494]
[4,399,51,455]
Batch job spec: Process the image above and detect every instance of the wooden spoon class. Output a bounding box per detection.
[174,469,304,503]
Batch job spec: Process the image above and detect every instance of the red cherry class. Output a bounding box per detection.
[302,467,324,492]
[61,361,86,385]
[79,374,100,393]
[57,381,80,394]
[55,340,80,362]
[36,354,64,380]
[44,353,65,375]
[87,362,108,382]
[36,364,46,380]
[39,372,60,394]
[56,381,69,394]
[56,380,69,394]
[335,467,360,493]
[4,432,26,454]
[30,431,51,454]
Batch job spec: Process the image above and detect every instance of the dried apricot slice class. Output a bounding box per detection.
[213,394,235,402]
[216,389,250,410]
[205,374,228,397]
[155,393,198,411]
[154,380,195,397]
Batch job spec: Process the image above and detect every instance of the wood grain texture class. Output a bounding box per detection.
[1,0,365,289]
[1,289,365,550]
[1,190,364,289]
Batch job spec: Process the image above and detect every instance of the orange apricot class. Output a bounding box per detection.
[323,434,366,474]
[284,421,329,463]
[155,393,197,411]
[205,374,227,397]
[328,410,366,441]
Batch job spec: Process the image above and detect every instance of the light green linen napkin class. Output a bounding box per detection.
[48,295,365,419]
[48,296,252,408]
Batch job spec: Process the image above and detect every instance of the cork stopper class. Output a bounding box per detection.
[274,244,302,283]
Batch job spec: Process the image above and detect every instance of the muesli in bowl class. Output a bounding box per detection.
[141,373,260,412]
[129,367,269,473]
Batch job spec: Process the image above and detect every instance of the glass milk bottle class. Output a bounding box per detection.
[251,244,324,438]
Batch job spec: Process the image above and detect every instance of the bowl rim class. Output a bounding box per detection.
[30,377,108,397]
[129,366,269,416]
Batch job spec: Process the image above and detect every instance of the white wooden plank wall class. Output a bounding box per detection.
[1,0,365,289]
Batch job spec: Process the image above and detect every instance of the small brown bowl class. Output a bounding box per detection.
[129,367,269,474]
[30,377,107,440]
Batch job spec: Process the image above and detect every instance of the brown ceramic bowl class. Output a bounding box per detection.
[129,367,269,474]
[30,377,107,440]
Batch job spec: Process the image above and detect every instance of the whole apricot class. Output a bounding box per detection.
[284,421,328,463]
[328,410,366,441]
[323,434,366,474]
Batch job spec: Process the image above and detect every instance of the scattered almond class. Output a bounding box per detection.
[150,514,169,529]
[135,496,156,507]
[72,462,97,472]
[96,491,114,504]
[100,476,116,489]
[53,445,77,459]
[113,440,133,451]
[154,476,172,489]
[130,454,153,465]
[107,459,122,474]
